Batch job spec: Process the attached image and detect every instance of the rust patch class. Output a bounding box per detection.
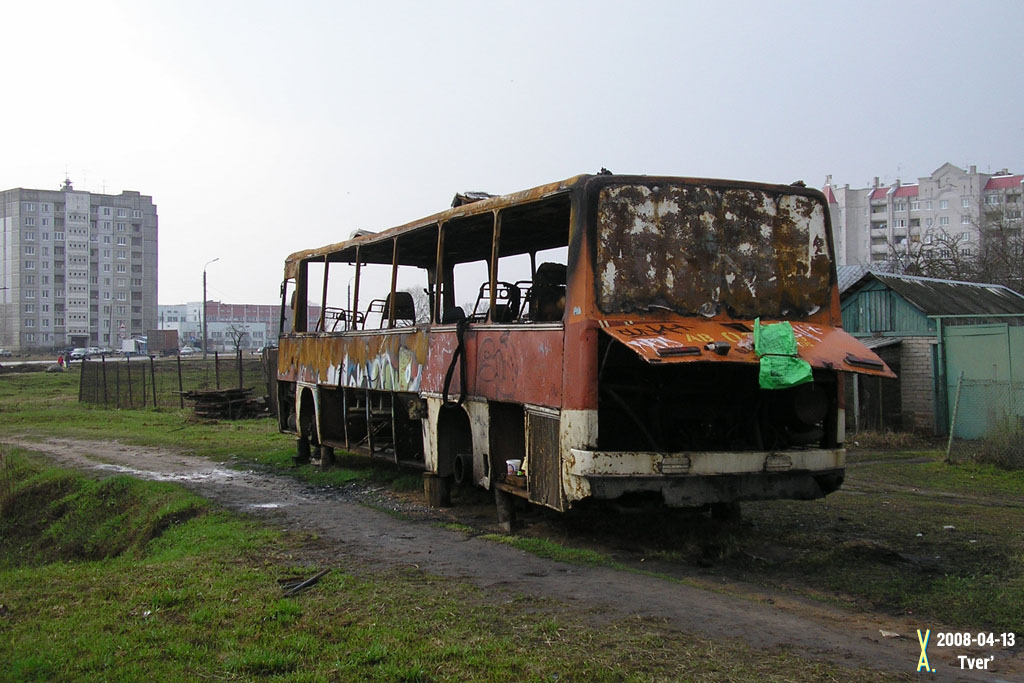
[596,184,831,319]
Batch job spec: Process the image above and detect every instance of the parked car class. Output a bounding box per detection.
[70,348,88,360]
[178,347,197,356]
[0,349,12,358]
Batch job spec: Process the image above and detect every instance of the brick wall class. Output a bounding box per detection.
[898,336,937,433]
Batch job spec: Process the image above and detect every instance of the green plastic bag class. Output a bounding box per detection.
[753,318,813,390]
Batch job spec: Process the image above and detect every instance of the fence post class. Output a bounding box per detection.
[141,356,147,407]
[115,362,121,409]
[177,353,184,409]
[945,370,965,464]
[150,355,158,408]
[101,356,108,408]
[215,351,220,389]
[78,358,85,403]
[237,348,243,390]
[126,356,134,408]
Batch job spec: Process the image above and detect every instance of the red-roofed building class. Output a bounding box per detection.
[824,163,1022,268]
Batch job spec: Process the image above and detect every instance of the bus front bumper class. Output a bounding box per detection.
[565,448,846,506]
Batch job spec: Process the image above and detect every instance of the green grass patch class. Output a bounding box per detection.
[480,534,623,569]
[0,455,899,682]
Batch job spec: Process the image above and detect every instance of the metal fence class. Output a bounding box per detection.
[78,353,273,411]
[946,377,1024,467]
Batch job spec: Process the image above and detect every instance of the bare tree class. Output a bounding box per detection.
[887,230,977,282]
[974,204,1024,293]
[225,324,250,354]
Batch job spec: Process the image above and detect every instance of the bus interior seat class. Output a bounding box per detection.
[531,262,567,321]
[382,291,416,327]
[472,281,521,323]
[442,306,466,324]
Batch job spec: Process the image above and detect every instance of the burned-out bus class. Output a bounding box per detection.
[276,174,894,516]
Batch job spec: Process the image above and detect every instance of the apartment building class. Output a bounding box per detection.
[0,179,158,352]
[824,163,1023,266]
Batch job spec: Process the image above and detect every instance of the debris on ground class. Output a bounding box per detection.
[181,387,268,419]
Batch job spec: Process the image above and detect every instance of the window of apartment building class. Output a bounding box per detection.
[24,203,36,211]
[102,249,111,258]
[117,292,127,301]
[24,319,35,327]
[24,261,35,269]
[24,275,35,285]
[117,209,126,218]
[894,201,907,212]
[117,236,126,246]
[102,235,111,244]
[116,250,126,259]
[103,264,111,272]
[55,318,64,327]
[131,278,142,287]
[939,216,950,226]
[103,292,111,300]
[103,208,111,216]
[41,319,50,328]
[131,237,141,246]
[24,231,35,241]
[132,210,142,218]
[41,218,49,227]
[962,198,970,208]
[117,223,126,232]
[116,264,126,273]
[24,217,35,227]
[131,265,142,273]
[894,219,906,228]
[25,334,36,343]
[910,201,920,211]
[961,215,971,224]
[960,232,971,241]
[986,194,1000,205]
[24,246,36,256]
[117,278,126,287]
[25,289,35,299]
[42,205,50,213]
[117,305,127,314]
[41,304,49,313]
[940,200,949,209]
[103,221,111,230]
[24,304,36,313]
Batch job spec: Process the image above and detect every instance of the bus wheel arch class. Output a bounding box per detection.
[436,405,473,484]
[295,386,319,464]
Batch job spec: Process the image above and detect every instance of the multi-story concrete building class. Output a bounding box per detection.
[824,163,1023,267]
[158,301,281,351]
[1,179,158,352]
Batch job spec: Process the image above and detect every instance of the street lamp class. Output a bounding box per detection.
[202,257,220,360]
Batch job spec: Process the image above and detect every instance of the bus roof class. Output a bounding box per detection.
[283,173,826,278]
[284,174,590,278]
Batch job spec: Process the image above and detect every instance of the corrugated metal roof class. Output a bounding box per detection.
[837,265,871,293]
[851,271,1024,316]
[860,336,904,350]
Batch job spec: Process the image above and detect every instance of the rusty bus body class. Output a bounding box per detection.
[276,174,894,512]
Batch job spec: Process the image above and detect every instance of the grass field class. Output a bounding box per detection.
[1,368,1020,678]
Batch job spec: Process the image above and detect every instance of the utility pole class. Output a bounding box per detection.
[202,257,219,360]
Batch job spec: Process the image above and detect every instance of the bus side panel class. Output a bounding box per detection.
[277,331,430,392]
[422,328,564,408]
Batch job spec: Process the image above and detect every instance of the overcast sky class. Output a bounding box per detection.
[2,1,1022,306]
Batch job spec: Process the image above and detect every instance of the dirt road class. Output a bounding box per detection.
[5,435,1013,681]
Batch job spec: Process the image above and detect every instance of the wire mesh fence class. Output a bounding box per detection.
[946,378,1024,468]
[78,353,274,411]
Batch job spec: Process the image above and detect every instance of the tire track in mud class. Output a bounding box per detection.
[4,435,1013,681]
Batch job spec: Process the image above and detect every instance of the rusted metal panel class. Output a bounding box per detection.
[527,411,564,510]
[278,330,429,391]
[596,184,831,320]
[599,319,895,378]
[422,327,564,407]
